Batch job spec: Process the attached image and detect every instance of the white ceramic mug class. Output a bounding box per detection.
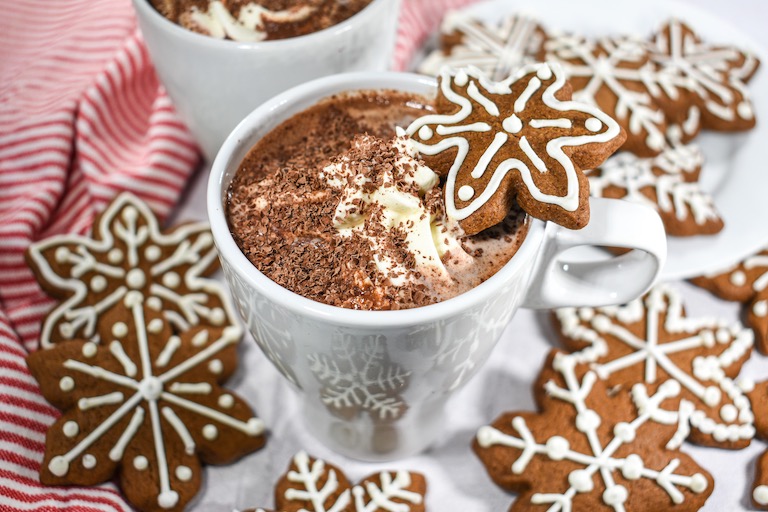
[132,0,401,162]
[207,72,667,461]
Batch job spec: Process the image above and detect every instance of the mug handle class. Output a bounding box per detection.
[521,197,667,309]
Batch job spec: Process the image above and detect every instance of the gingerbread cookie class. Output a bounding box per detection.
[554,284,755,449]
[588,141,723,236]
[403,64,625,235]
[746,380,768,509]
[648,19,760,133]
[26,292,266,512]
[26,192,237,349]
[474,351,713,511]
[419,12,547,80]
[243,451,426,512]
[691,247,768,354]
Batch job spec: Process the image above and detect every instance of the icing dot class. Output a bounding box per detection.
[82,454,96,469]
[613,422,635,443]
[457,186,475,202]
[730,270,747,286]
[133,455,149,470]
[575,410,601,432]
[218,394,234,408]
[454,70,469,87]
[647,132,665,151]
[147,297,162,311]
[59,376,75,392]
[208,359,223,375]
[90,275,107,293]
[545,436,569,460]
[660,379,681,396]
[753,300,768,317]
[738,101,754,120]
[621,454,644,480]
[690,473,708,494]
[418,125,433,140]
[536,65,553,80]
[147,318,164,334]
[123,206,138,221]
[715,328,730,343]
[603,484,628,506]
[158,490,179,509]
[210,308,226,326]
[145,245,162,261]
[502,114,522,134]
[246,418,265,435]
[55,247,70,263]
[48,456,69,477]
[720,404,738,423]
[199,233,213,247]
[124,290,144,307]
[585,118,602,132]
[59,323,75,339]
[568,469,593,492]
[162,272,180,289]
[699,330,715,348]
[112,322,128,338]
[108,248,123,264]
[755,484,768,505]
[139,376,164,401]
[592,314,611,332]
[126,269,146,289]
[175,465,193,482]
[202,424,218,440]
[703,386,721,407]
[82,342,97,358]
[62,421,79,438]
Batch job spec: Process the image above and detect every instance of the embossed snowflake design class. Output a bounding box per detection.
[545,34,691,157]
[588,142,723,236]
[692,247,768,354]
[27,192,235,348]
[648,18,760,131]
[474,353,712,512]
[404,63,624,234]
[308,335,410,422]
[555,284,755,449]
[27,291,265,512]
[419,12,547,80]
[746,380,768,509]
[262,451,426,512]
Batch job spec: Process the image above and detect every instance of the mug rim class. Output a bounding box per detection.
[131,0,393,51]
[207,71,547,328]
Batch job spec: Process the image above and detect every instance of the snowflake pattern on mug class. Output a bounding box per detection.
[242,451,426,512]
[419,12,547,80]
[403,63,625,234]
[648,18,760,132]
[26,192,236,349]
[26,292,265,512]
[554,284,755,449]
[474,352,712,512]
[691,246,768,355]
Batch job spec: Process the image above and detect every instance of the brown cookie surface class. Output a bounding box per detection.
[553,284,755,449]
[747,381,768,509]
[474,351,713,511]
[405,64,625,234]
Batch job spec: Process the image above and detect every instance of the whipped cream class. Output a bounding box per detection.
[320,136,470,288]
[188,1,314,42]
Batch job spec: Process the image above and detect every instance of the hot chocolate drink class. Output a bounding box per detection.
[150,0,373,41]
[227,90,529,310]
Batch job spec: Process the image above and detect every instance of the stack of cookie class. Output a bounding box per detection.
[421,14,760,238]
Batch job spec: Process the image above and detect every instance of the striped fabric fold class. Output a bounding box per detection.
[0,0,474,509]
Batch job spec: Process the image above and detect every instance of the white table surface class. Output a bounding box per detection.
[173,1,768,510]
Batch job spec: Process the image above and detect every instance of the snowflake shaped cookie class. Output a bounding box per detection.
[419,12,547,80]
[691,246,768,354]
[26,291,265,512]
[588,142,723,236]
[545,34,688,157]
[474,351,712,511]
[404,64,625,234]
[554,284,755,449]
[746,380,768,509]
[27,192,236,349]
[243,451,426,512]
[648,19,760,132]
[308,335,410,422]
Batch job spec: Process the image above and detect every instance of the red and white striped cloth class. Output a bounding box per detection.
[0,0,479,509]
